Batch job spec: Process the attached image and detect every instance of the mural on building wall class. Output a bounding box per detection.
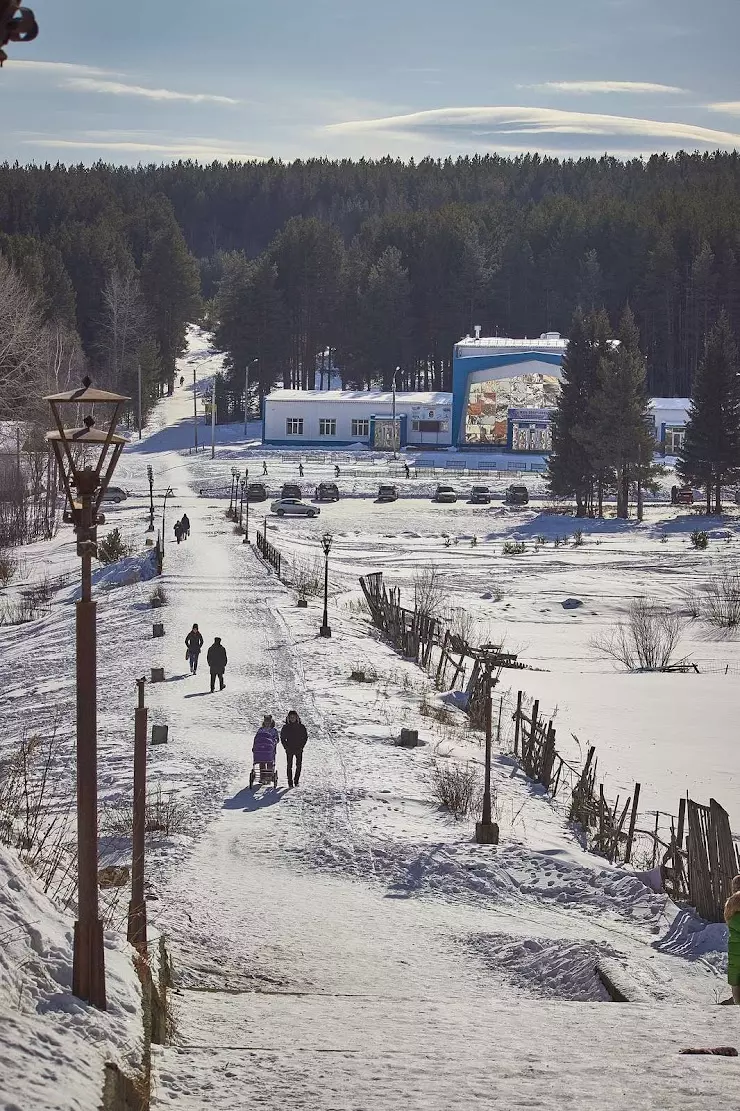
[464,374,560,445]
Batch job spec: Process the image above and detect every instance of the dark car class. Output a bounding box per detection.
[671,485,694,506]
[377,484,398,502]
[433,484,458,503]
[281,483,302,500]
[245,482,268,502]
[469,485,492,505]
[504,484,529,506]
[316,482,340,502]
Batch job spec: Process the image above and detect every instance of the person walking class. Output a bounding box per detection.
[334,464,340,478]
[253,715,280,781]
[262,460,268,476]
[206,636,227,692]
[726,874,740,1004]
[404,462,410,479]
[185,623,203,674]
[174,520,182,544]
[298,462,304,478]
[181,512,190,539]
[280,709,308,788]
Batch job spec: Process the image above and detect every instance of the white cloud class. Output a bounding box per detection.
[526,80,687,95]
[63,77,239,105]
[707,102,740,116]
[22,133,262,161]
[10,59,112,75]
[328,106,740,148]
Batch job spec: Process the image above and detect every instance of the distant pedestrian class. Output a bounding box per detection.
[174,521,182,544]
[404,463,410,479]
[334,464,340,478]
[206,637,227,692]
[280,709,308,788]
[262,461,268,476]
[299,462,304,477]
[185,623,203,674]
[726,874,740,1004]
[180,375,185,387]
[253,715,279,779]
[180,513,190,539]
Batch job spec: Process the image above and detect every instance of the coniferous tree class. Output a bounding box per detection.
[140,217,201,393]
[548,308,612,516]
[585,307,657,519]
[678,311,740,513]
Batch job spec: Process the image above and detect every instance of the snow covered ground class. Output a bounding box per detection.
[1,327,739,1110]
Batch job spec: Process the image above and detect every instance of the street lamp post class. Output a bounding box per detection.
[192,365,198,452]
[475,646,500,846]
[162,486,174,554]
[127,676,148,950]
[244,357,258,438]
[392,366,400,460]
[228,467,238,517]
[319,531,333,638]
[239,478,245,528]
[146,465,154,532]
[46,377,129,1010]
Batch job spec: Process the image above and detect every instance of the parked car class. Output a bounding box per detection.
[469,485,492,505]
[377,484,398,502]
[671,485,694,506]
[281,483,302,500]
[316,482,340,502]
[100,486,128,504]
[504,484,529,506]
[270,498,320,518]
[245,482,268,502]
[433,485,458,503]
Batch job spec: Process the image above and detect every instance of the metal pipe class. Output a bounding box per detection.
[482,660,493,826]
[193,366,198,451]
[211,376,216,460]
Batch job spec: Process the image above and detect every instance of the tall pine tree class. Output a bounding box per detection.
[678,311,740,514]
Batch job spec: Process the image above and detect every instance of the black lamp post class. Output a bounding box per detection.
[319,531,333,637]
[475,645,500,846]
[228,467,239,517]
[46,377,129,1010]
[146,465,154,532]
[161,486,174,555]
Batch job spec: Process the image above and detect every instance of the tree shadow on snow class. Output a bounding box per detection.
[223,786,286,812]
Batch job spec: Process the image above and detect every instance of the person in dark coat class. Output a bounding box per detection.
[181,513,190,539]
[174,521,182,543]
[280,709,308,787]
[185,623,203,674]
[206,637,227,692]
[262,460,268,476]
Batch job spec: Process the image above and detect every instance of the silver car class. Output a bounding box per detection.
[270,498,320,518]
[100,486,128,504]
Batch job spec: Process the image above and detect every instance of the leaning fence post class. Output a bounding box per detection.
[624,782,641,864]
[513,690,522,756]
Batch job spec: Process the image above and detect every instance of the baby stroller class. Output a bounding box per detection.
[249,725,279,789]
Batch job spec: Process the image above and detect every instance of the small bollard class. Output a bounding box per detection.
[297,598,308,608]
[151,596,162,609]
[397,728,420,748]
[152,623,165,638]
[150,667,165,683]
[475,821,499,845]
[145,538,154,547]
[151,724,169,745]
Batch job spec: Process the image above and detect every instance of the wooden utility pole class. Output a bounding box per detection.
[127,677,148,950]
[476,648,499,845]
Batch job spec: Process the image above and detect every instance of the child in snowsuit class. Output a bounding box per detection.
[280,710,308,788]
[726,874,740,1004]
[253,715,279,777]
[185,623,203,674]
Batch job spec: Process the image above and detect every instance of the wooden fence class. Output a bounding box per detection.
[513,691,739,921]
[359,571,520,724]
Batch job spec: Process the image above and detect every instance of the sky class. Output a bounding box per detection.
[1,0,739,165]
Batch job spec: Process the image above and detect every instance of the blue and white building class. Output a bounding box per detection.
[262,390,453,449]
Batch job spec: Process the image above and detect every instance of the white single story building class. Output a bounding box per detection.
[649,398,691,453]
[262,390,453,449]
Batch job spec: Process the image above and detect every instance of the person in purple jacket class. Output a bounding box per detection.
[252,715,279,776]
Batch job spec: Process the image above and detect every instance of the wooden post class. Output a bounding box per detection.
[513,690,522,756]
[624,783,641,864]
[651,810,660,868]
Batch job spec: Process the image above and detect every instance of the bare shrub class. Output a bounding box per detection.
[0,549,18,586]
[502,540,526,555]
[291,555,323,599]
[445,606,478,652]
[682,589,702,620]
[430,758,482,820]
[420,690,454,725]
[149,584,168,607]
[101,785,188,838]
[0,595,49,625]
[413,563,445,618]
[590,598,686,671]
[702,570,740,628]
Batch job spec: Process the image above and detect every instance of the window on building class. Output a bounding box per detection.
[351,419,370,438]
[286,418,304,436]
[319,418,337,437]
[414,419,442,433]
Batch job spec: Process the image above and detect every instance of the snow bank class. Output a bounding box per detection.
[0,845,142,1110]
